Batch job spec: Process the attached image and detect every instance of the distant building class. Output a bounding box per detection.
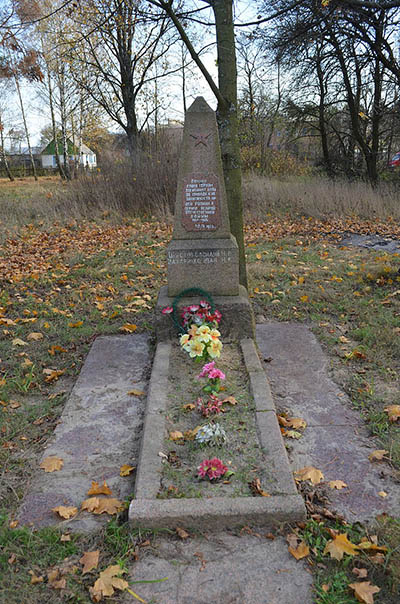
[40,138,97,169]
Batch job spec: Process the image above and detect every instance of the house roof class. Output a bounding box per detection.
[40,138,95,156]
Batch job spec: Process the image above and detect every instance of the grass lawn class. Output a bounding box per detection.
[0,178,399,602]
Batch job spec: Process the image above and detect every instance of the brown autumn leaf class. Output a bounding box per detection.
[294,466,324,485]
[357,541,388,553]
[323,533,359,560]
[220,396,237,405]
[60,534,71,542]
[29,570,44,584]
[127,389,145,396]
[352,568,368,578]
[48,345,67,356]
[68,321,83,328]
[47,568,66,590]
[176,527,190,540]
[12,338,27,346]
[43,368,65,383]
[328,480,348,490]
[288,540,310,560]
[40,456,64,472]
[348,581,380,604]
[287,417,307,429]
[79,550,100,575]
[120,464,135,476]
[169,430,184,441]
[384,405,400,422]
[92,498,123,515]
[52,505,78,519]
[81,497,100,513]
[369,552,385,564]
[27,332,43,341]
[184,426,201,440]
[368,450,388,462]
[90,564,129,601]
[285,430,302,439]
[87,481,112,496]
[120,323,137,333]
[249,477,270,497]
[378,491,387,498]
[182,403,196,411]
[321,583,330,593]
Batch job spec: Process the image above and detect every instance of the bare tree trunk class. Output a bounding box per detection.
[57,62,71,180]
[14,74,38,180]
[0,118,14,181]
[212,0,247,289]
[45,56,66,179]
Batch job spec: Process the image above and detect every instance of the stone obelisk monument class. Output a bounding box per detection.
[157,96,254,339]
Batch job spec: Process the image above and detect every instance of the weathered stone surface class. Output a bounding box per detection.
[167,96,240,298]
[256,322,400,522]
[167,236,239,296]
[156,285,255,341]
[120,533,313,604]
[18,334,150,531]
[172,97,231,241]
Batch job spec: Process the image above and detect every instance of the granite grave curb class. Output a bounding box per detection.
[129,338,305,530]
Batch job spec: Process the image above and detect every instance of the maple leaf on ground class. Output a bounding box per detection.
[48,345,67,355]
[384,405,400,422]
[29,570,44,584]
[47,568,66,590]
[87,481,112,496]
[169,430,184,441]
[90,564,129,601]
[220,396,237,405]
[368,450,388,462]
[40,456,64,472]
[352,568,368,578]
[81,497,100,513]
[294,466,324,485]
[43,368,65,383]
[176,527,190,540]
[12,338,27,346]
[348,581,380,603]
[93,498,123,515]
[285,430,302,439]
[79,550,99,575]
[323,533,359,560]
[120,323,137,333]
[182,403,195,411]
[120,464,135,476]
[52,505,78,519]
[288,540,310,561]
[328,480,348,490]
[27,332,43,341]
[68,321,83,328]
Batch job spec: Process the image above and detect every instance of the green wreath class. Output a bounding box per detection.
[171,287,216,334]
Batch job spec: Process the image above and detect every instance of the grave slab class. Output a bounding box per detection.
[18,334,150,532]
[256,322,400,522]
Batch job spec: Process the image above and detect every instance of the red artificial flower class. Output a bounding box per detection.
[198,457,228,480]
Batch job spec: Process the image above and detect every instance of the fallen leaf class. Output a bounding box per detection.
[127,389,145,396]
[27,332,43,341]
[321,583,330,592]
[328,480,348,490]
[12,338,27,346]
[120,323,137,333]
[80,550,100,575]
[43,368,65,382]
[29,570,44,584]
[81,497,100,513]
[48,345,67,355]
[52,505,78,519]
[120,464,135,476]
[300,295,309,302]
[169,430,184,441]
[88,481,112,496]
[378,491,387,498]
[384,405,400,422]
[368,450,388,462]
[287,417,307,429]
[249,477,270,497]
[183,403,196,411]
[90,564,129,601]
[60,534,71,542]
[369,552,385,564]
[220,396,237,405]
[323,533,359,560]
[93,498,123,515]
[285,430,303,439]
[176,527,189,540]
[357,541,387,553]
[288,540,310,560]
[40,456,64,472]
[68,321,83,328]
[348,581,380,603]
[9,520,19,529]
[352,568,368,578]
[47,568,66,590]
[294,466,324,485]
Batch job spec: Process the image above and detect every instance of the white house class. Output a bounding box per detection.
[40,138,97,169]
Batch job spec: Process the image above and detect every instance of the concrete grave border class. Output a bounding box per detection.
[129,338,305,529]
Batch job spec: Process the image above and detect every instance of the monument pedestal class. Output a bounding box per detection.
[156,284,255,342]
[167,235,239,297]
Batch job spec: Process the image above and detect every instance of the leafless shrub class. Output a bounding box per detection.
[243,173,400,221]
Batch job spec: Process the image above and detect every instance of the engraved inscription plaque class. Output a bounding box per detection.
[181,173,221,232]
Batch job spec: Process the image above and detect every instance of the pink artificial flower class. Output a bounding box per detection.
[197,361,215,378]
[188,304,200,312]
[197,395,222,417]
[208,368,225,381]
[162,306,173,314]
[200,300,211,309]
[198,458,228,480]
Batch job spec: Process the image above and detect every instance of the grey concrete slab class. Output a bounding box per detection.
[256,322,400,522]
[121,532,313,604]
[18,334,150,531]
